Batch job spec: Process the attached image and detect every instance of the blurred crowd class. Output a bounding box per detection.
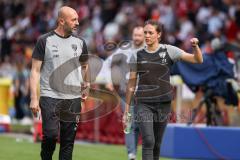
[0,0,240,122]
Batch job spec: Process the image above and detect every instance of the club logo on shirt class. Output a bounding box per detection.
[159,52,168,65]
[71,44,77,51]
[159,52,166,58]
[72,44,78,57]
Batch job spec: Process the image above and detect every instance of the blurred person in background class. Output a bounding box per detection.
[124,20,203,160]
[14,57,31,123]
[105,26,145,160]
[30,6,89,160]
[0,55,16,79]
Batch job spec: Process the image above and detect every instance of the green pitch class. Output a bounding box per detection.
[0,135,170,160]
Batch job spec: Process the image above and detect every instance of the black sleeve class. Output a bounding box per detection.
[32,36,46,61]
[79,39,89,64]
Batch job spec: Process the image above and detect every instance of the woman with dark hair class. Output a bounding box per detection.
[123,19,203,160]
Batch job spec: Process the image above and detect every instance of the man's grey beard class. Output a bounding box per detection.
[134,41,144,48]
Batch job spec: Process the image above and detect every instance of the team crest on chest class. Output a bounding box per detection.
[71,44,77,51]
[159,52,166,58]
[159,52,168,64]
[71,44,78,57]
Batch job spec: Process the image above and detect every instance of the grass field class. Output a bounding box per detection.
[0,135,170,160]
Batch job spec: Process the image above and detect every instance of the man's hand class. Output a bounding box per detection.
[30,98,40,117]
[122,111,132,134]
[122,111,128,130]
[105,83,114,91]
[81,82,90,101]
